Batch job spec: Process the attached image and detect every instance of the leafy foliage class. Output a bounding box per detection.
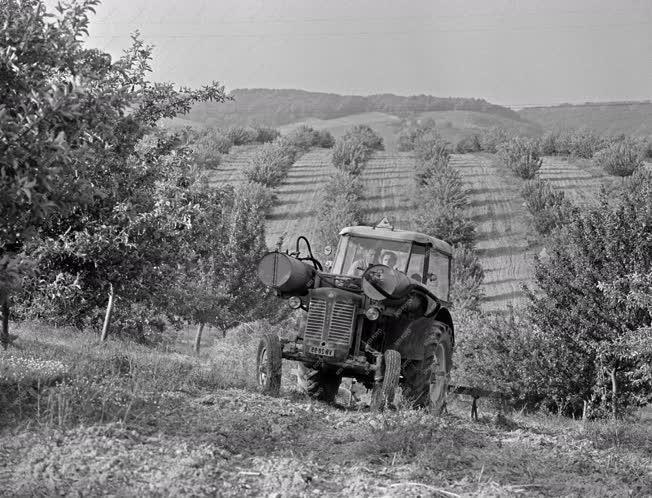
[455,135,482,154]
[496,137,543,179]
[285,125,334,150]
[3,1,276,339]
[528,169,652,415]
[242,138,298,187]
[314,172,363,250]
[593,138,644,177]
[331,125,383,175]
[479,127,511,153]
[521,179,576,235]
[450,246,484,311]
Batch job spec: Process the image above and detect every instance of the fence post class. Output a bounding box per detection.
[100,283,114,342]
[193,322,205,354]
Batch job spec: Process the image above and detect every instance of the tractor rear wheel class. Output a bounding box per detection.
[256,333,282,396]
[297,363,342,403]
[402,322,452,414]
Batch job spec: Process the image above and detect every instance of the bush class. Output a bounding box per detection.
[480,127,511,153]
[529,169,652,416]
[414,166,476,248]
[343,124,384,152]
[540,131,560,155]
[224,126,258,146]
[521,179,576,235]
[593,138,644,177]
[316,129,335,148]
[455,135,482,154]
[314,171,363,250]
[413,132,450,165]
[253,126,280,144]
[331,125,383,175]
[450,245,484,311]
[242,139,297,187]
[497,137,543,179]
[567,129,604,158]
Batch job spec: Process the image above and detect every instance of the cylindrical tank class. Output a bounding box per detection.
[257,252,316,295]
[361,264,414,301]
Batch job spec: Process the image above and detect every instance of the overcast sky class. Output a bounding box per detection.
[76,0,651,107]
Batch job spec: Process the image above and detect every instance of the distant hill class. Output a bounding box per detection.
[184,88,526,128]
[518,101,652,136]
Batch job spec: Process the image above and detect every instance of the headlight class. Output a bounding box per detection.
[288,296,302,309]
[365,306,381,321]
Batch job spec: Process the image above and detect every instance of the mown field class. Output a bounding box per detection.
[1,324,650,497]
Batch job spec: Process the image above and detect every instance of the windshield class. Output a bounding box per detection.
[332,236,412,277]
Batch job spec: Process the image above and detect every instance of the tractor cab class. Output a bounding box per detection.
[330,220,452,304]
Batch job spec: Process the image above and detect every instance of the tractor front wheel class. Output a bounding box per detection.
[370,349,401,411]
[256,333,282,396]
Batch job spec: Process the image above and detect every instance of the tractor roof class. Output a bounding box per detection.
[339,224,453,256]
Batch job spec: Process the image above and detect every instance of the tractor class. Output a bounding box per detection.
[255,219,454,412]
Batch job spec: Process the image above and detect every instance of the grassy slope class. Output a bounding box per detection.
[1,325,650,497]
[519,102,652,136]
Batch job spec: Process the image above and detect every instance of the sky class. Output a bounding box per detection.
[67,0,652,107]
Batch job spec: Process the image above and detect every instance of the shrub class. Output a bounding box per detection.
[455,135,482,154]
[224,126,258,145]
[331,125,383,175]
[286,125,318,151]
[450,245,484,311]
[413,132,450,165]
[529,169,652,416]
[343,124,384,152]
[480,127,511,153]
[242,139,297,187]
[314,172,363,250]
[253,126,280,144]
[414,166,476,248]
[316,129,335,148]
[593,138,644,177]
[540,131,560,155]
[521,179,576,235]
[568,129,604,158]
[497,137,543,179]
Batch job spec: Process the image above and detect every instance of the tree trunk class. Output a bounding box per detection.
[100,283,114,342]
[193,322,205,354]
[610,367,618,419]
[1,291,8,351]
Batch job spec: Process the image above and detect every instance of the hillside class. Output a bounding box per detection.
[519,101,652,136]
[185,88,526,128]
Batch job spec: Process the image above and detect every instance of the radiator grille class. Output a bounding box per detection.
[304,298,356,348]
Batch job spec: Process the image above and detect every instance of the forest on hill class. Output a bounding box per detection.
[185,88,525,128]
[519,101,652,136]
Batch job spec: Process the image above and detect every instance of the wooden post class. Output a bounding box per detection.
[193,322,205,354]
[1,290,8,351]
[100,283,114,342]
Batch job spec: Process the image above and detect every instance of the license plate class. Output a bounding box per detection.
[309,346,335,357]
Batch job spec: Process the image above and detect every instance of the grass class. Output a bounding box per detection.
[1,321,650,497]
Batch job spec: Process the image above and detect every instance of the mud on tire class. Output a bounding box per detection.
[297,362,342,403]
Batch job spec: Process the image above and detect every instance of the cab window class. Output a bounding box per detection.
[406,244,426,282]
[426,249,450,301]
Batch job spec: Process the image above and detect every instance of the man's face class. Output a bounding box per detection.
[381,253,396,267]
